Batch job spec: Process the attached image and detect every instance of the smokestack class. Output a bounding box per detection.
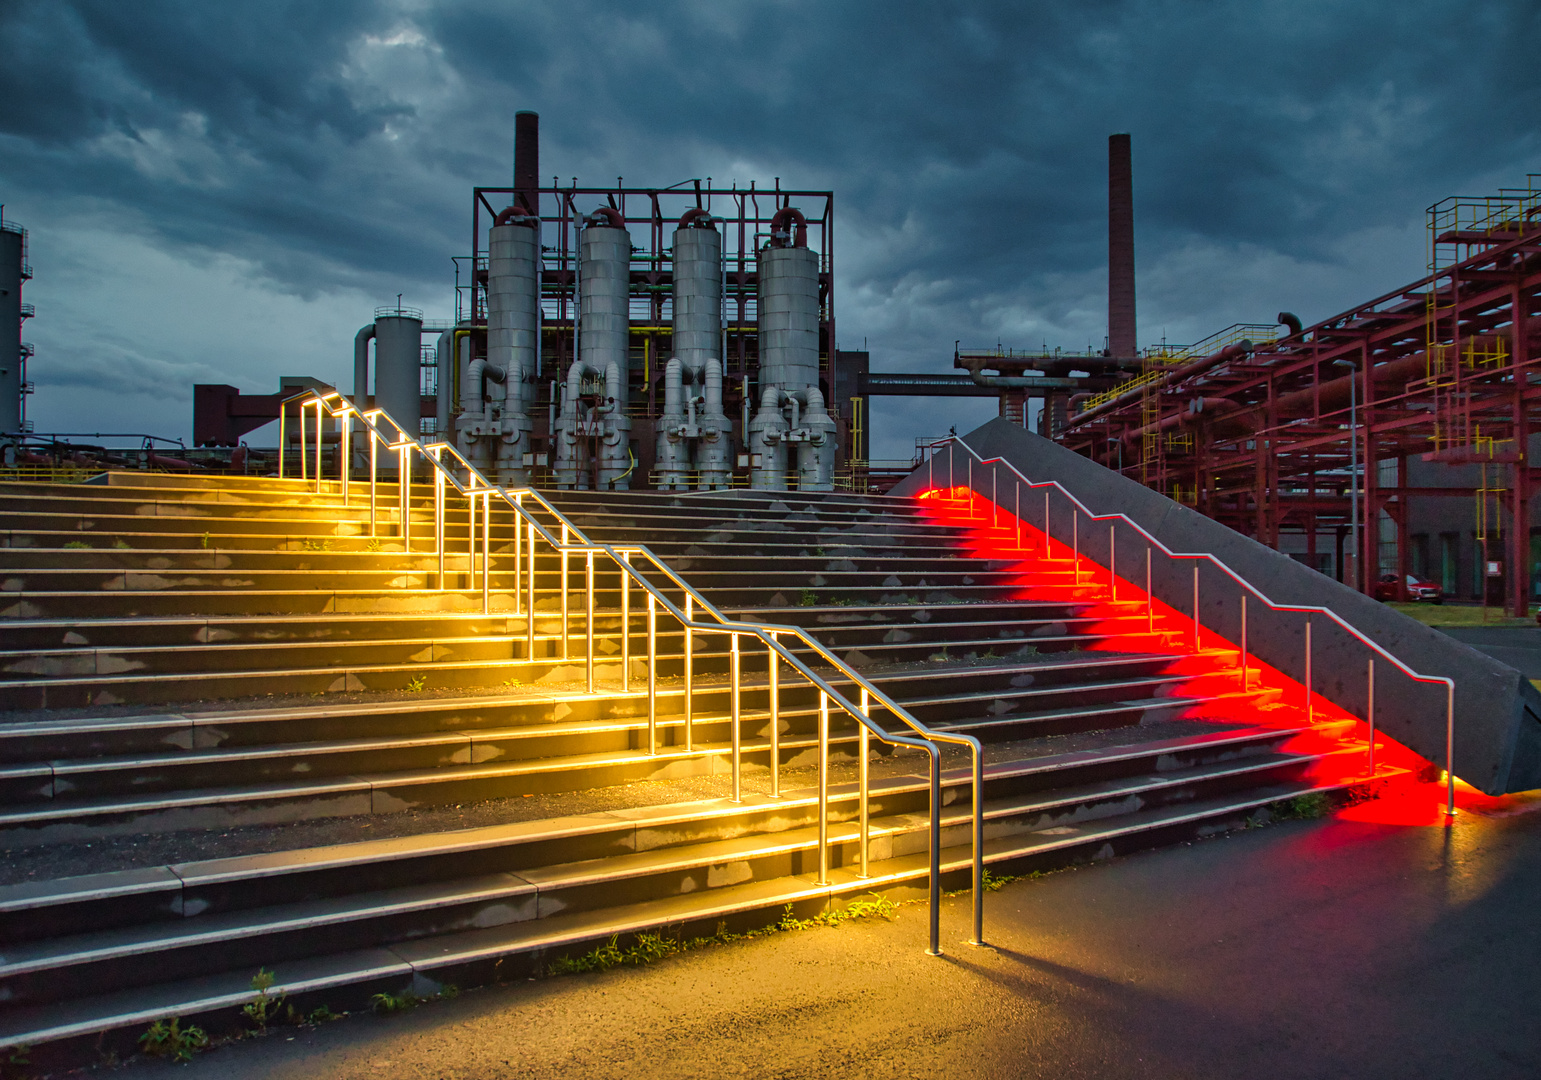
[1108,132,1136,359]
[514,111,540,214]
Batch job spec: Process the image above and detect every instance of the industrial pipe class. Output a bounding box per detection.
[587,206,626,229]
[1278,311,1303,337]
[1065,340,1252,430]
[353,324,375,401]
[769,206,808,248]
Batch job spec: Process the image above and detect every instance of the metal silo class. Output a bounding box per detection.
[756,244,819,393]
[672,210,720,374]
[373,308,424,433]
[579,211,630,390]
[482,214,538,482]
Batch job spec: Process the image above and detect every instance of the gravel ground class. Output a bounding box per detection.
[0,718,1238,886]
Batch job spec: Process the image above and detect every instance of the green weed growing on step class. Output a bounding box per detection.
[546,895,898,978]
[63,540,90,549]
[139,1018,209,1063]
[1270,792,1333,820]
[501,675,524,688]
[799,588,818,606]
[241,968,285,1031]
[112,537,130,549]
[1,1043,30,1079]
[300,538,333,552]
[366,538,382,553]
[405,676,427,692]
[200,532,211,549]
[371,985,457,1014]
[306,1005,340,1024]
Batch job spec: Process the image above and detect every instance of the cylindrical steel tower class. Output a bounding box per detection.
[579,215,631,395]
[373,309,424,432]
[487,221,538,403]
[0,221,26,434]
[672,214,721,372]
[756,244,819,392]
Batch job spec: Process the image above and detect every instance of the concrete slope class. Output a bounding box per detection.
[891,417,1541,795]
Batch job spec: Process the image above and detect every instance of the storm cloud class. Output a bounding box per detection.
[4,0,1540,453]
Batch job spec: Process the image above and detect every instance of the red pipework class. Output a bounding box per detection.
[677,207,714,229]
[494,205,537,227]
[769,206,807,248]
[586,206,626,229]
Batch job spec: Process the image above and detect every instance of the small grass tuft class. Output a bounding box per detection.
[139,1018,209,1063]
[1270,791,1334,820]
[63,540,90,549]
[241,967,284,1031]
[371,985,457,1014]
[546,895,898,978]
[799,588,818,606]
[405,675,427,692]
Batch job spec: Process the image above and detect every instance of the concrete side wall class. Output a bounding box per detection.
[890,417,1541,795]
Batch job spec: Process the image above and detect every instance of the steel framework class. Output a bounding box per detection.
[1059,177,1541,615]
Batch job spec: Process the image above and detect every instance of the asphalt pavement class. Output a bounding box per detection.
[108,788,1541,1080]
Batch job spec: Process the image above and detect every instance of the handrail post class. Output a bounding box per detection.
[817,690,830,885]
[926,747,941,956]
[966,455,973,515]
[298,401,307,481]
[1304,617,1313,723]
[1146,547,1153,634]
[1366,657,1375,776]
[481,491,490,615]
[467,492,477,596]
[434,451,445,590]
[1108,523,1116,600]
[970,743,984,947]
[340,411,351,507]
[730,633,741,803]
[511,494,521,615]
[398,446,410,553]
[683,595,694,752]
[990,465,997,526]
[279,405,287,480]
[1043,490,1049,557]
[585,550,595,693]
[859,687,870,878]
[560,524,569,660]
[1445,683,1456,817]
[620,552,631,693]
[647,591,657,754]
[1191,563,1200,652]
[313,402,322,495]
[526,516,536,655]
[1014,481,1021,549]
[368,428,377,537]
[768,635,780,797]
[1240,595,1249,688]
[1072,509,1079,583]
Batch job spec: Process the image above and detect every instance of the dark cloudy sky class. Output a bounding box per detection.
[4,0,1541,457]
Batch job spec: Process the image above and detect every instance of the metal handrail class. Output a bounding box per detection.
[930,437,1457,817]
[285,388,987,954]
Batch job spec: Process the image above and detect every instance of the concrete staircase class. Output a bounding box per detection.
[0,474,1397,1063]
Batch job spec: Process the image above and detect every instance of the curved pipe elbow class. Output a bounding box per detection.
[677,207,715,230]
[586,207,625,230]
[703,359,724,415]
[1277,311,1303,337]
[353,325,376,399]
[769,206,808,248]
[494,206,538,228]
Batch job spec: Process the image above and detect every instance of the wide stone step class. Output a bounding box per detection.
[0,749,1394,1059]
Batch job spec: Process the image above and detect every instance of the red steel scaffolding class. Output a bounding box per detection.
[1058,177,1541,615]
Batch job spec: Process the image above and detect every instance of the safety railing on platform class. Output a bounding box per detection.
[927,437,1458,817]
[279,388,987,955]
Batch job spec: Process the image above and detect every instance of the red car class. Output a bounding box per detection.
[1373,573,1443,603]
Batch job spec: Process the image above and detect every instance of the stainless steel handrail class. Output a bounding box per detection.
[285,388,987,954]
[930,436,1458,817]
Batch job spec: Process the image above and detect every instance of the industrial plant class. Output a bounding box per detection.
[3,111,1541,1072]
